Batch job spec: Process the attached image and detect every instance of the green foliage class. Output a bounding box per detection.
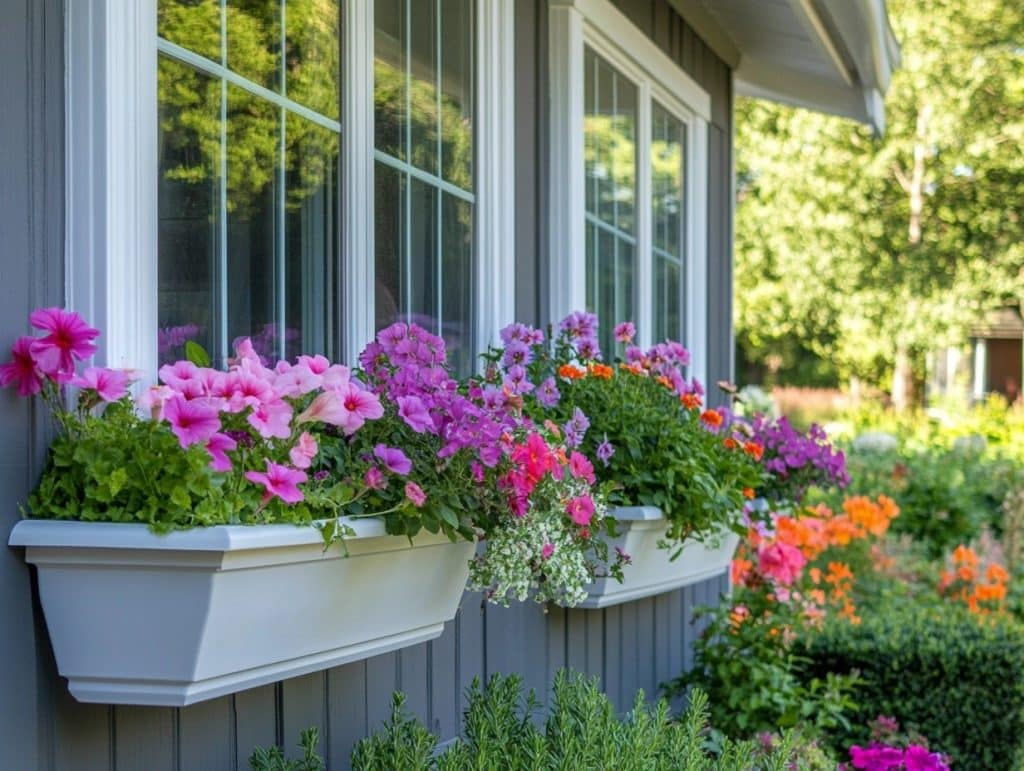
[667,586,859,739]
[320,671,805,770]
[794,604,1024,771]
[249,727,325,771]
[735,0,1024,391]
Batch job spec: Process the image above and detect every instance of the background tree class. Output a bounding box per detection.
[734,0,1024,405]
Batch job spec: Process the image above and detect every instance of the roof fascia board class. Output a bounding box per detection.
[665,0,742,69]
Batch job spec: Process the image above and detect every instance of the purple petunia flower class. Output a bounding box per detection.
[536,377,560,408]
[596,434,615,466]
[373,444,413,476]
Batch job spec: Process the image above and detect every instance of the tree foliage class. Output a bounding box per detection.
[735,0,1024,394]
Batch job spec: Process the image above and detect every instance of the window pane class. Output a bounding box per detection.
[286,0,340,120]
[158,0,221,62]
[613,77,637,236]
[408,177,439,329]
[158,56,221,364]
[441,193,474,374]
[654,257,681,343]
[374,160,406,330]
[375,0,408,160]
[225,85,280,361]
[440,0,473,189]
[651,101,686,342]
[409,1,439,175]
[226,1,282,92]
[285,113,339,360]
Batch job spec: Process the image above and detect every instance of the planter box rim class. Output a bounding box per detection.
[606,505,664,522]
[8,516,409,552]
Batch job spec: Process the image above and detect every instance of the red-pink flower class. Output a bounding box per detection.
[364,466,386,490]
[289,431,319,469]
[0,336,44,396]
[567,451,596,484]
[71,367,130,402]
[28,308,99,381]
[163,395,221,448]
[566,495,595,526]
[757,541,806,586]
[205,432,237,472]
[541,543,555,560]
[404,481,427,507]
[245,461,308,504]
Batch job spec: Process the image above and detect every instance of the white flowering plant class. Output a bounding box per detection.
[467,420,628,607]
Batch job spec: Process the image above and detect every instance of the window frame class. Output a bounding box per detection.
[549,0,709,383]
[66,0,515,378]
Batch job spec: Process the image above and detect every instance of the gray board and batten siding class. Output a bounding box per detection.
[0,0,735,768]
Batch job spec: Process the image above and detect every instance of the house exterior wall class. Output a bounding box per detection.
[0,1,736,769]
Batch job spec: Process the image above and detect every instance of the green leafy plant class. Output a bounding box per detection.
[666,585,859,739]
[794,603,1024,771]
[249,727,325,771]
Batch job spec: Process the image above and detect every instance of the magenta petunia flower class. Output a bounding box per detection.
[397,394,434,433]
[0,336,44,396]
[404,481,427,507]
[373,444,413,476]
[568,451,596,485]
[613,321,636,344]
[71,367,130,402]
[245,461,308,504]
[338,382,384,434]
[364,466,386,490]
[288,431,318,469]
[247,398,293,439]
[541,543,555,560]
[163,395,221,448]
[205,432,237,472]
[566,495,595,526]
[28,307,99,382]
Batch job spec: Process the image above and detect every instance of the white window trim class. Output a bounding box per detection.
[67,0,515,373]
[548,0,710,384]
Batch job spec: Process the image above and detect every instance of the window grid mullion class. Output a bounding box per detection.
[435,0,444,338]
[217,0,229,364]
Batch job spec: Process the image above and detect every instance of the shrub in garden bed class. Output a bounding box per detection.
[795,605,1024,771]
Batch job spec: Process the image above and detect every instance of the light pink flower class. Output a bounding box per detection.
[231,338,261,365]
[337,383,384,434]
[320,364,352,390]
[566,495,595,526]
[247,399,293,439]
[289,431,319,469]
[297,389,347,426]
[205,432,237,472]
[28,307,99,382]
[225,369,275,411]
[163,395,221,448]
[137,384,177,420]
[296,354,331,374]
[397,395,433,433]
[364,466,386,490]
[757,541,806,586]
[404,481,427,507]
[158,360,201,392]
[0,336,44,397]
[245,461,308,504]
[273,364,322,398]
[71,367,130,402]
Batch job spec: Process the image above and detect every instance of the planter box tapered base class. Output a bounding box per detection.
[10,518,474,706]
[580,507,738,609]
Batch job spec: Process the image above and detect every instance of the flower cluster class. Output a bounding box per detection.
[468,421,626,606]
[746,414,849,503]
[845,743,950,771]
[482,312,764,548]
[938,544,1009,615]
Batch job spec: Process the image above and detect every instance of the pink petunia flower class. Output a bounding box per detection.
[757,541,806,586]
[137,384,177,420]
[297,389,347,426]
[364,466,386,490]
[567,451,596,484]
[163,395,221,448]
[566,495,595,526]
[404,481,427,507]
[0,336,44,396]
[158,360,201,392]
[288,431,319,469]
[613,321,636,344]
[373,444,413,476]
[71,367,130,402]
[28,307,99,382]
[338,382,384,434]
[205,432,237,472]
[541,543,555,560]
[272,364,322,398]
[397,394,434,433]
[245,461,308,504]
[247,398,293,439]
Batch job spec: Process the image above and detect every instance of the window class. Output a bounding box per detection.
[549,0,709,374]
[66,0,514,377]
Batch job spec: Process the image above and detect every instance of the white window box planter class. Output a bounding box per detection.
[9,518,474,706]
[580,507,738,609]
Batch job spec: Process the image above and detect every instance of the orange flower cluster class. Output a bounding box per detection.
[938,545,1010,615]
[619,362,646,377]
[557,364,586,380]
[680,392,702,409]
[700,409,723,428]
[587,362,613,379]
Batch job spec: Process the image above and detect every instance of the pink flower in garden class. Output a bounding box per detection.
[614,321,636,344]
[568,451,596,484]
[28,307,99,382]
[0,336,44,396]
[272,364,322,398]
[757,541,806,586]
[225,368,275,410]
[596,435,615,467]
[245,461,308,504]
[205,432,237,472]
[397,394,434,433]
[247,399,293,439]
[297,389,347,426]
[373,444,412,476]
[288,431,319,469]
[470,462,486,484]
[71,367,130,402]
[163,395,221,448]
[137,384,177,420]
[364,466,386,490]
[158,360,201,392]
[230,337,261,365]
[404,481,427,508]
[338,382,384,434]
[296,354,331,374]
[849,744,909,771]
[566,495,595,526]
[320,364,352,390]
[902,745,950,771]
[541,543,555,560]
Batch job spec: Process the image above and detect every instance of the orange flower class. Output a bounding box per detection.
[655,375,673,390]
[723,437,739,450]
[809,588,826,605]
[619,362,646,376]
[588,363,613,379]
[680,393,702,409]
[957,565,976,583]
[731,557,753,585]
[825,561,854,585]
[987,563,1010,584]
[808,567,822,584]
[742,487,755,499]
[742,441,764,461]
[952,544,979,568]
[558,364,586,380]
[700,409,723,428]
